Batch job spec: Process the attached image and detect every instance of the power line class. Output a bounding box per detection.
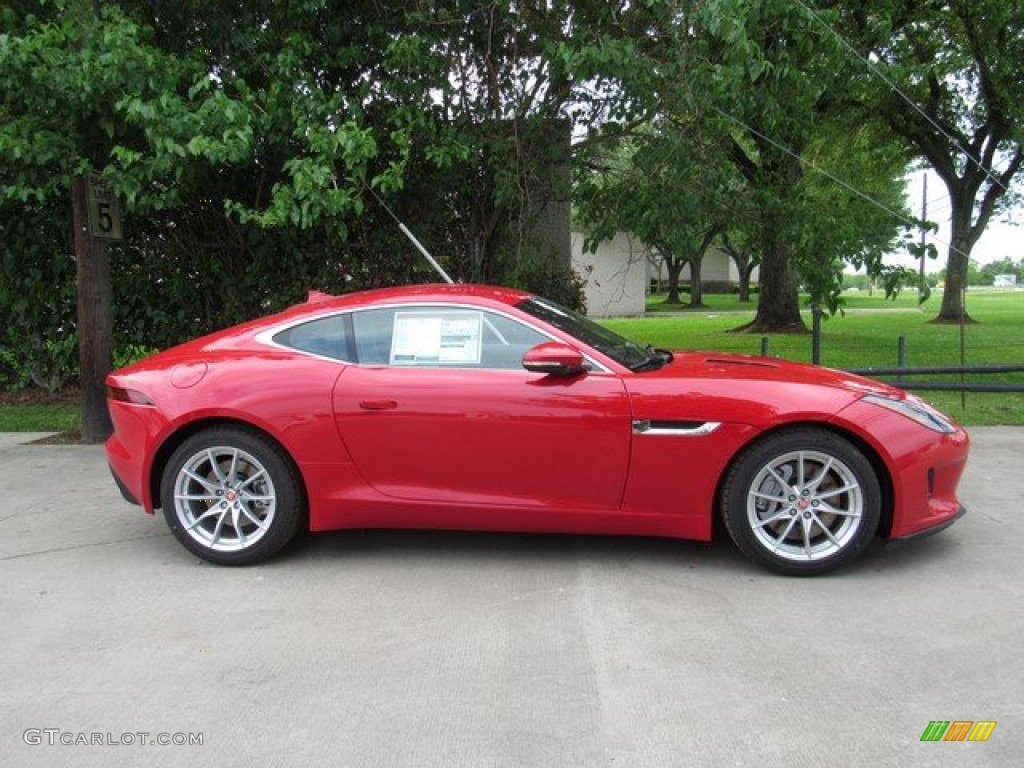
[597,111,969,262]
[792,0,1010,194]
[908,171,955,218]
[714,107,973,261]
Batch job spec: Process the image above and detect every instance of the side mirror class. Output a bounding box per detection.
[522,341,587,377]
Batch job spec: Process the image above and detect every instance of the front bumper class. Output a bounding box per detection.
[891,504,967,542]
[830,398,969,539]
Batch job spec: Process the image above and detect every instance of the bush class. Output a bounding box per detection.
[114,344,161,370]
[509,260,589,313]
[701,280,734,295]
[0,204,79,392]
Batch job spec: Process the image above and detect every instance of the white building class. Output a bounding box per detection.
[570,231,648,317]
[572,231,758,316]
[993,274,1017,288]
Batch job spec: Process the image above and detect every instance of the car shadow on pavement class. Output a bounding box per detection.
[119,508,964,577]
[266,521,965,579]
[283,527,743,569]
[853,531,962,574]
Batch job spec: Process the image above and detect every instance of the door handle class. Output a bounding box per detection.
[359,399,398,411]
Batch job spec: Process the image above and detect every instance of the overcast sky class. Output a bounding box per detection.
[897,170,1021,271]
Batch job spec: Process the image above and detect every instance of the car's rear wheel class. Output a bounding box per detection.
[721,429,881,576]
[160,427,305,565]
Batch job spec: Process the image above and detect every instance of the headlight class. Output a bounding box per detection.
[862,393,956,434]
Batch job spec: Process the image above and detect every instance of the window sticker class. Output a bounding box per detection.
[390,311,482,365]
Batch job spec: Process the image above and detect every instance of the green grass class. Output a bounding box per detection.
[646,289,929,312]
[646,293,759,312]
[611,289,1024,426]
[0,403,80,432]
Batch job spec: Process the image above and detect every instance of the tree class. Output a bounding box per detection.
[685,0,857,332]
[980,257,1024,283]
[0,201,77,391]
[848,0,1024,321]
[575,2,915,323]
[714,168,763,303]
[720,230,759,303]
[0,2,200,439]
[574,122,732,308]
[0,3,497,434]
[124,0,658,302]
[795,115,917,313]
[1,1,394,436]
[642,1,921,330]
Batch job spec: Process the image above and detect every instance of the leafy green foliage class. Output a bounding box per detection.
[1,0,617,392]
[847,0,1024,319]
[794,117,919,313]
[0,202,78,391]
[575,1,916,324]
[575,121,737,306]
[112,344,160,370]
[978,257,1024,284]
[1,0,1019,394]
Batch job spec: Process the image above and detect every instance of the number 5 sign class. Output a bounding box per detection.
[86,174,124,241]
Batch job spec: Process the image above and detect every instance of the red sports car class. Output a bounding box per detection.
[105,284,969,575]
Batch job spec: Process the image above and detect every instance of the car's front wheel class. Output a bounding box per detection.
[160,427,305,565]
[721,429,881,576]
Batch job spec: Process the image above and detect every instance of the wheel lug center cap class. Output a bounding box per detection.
[224,490,238,502]
[797,498,810,510]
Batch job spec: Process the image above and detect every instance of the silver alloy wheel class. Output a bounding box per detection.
[746,449,864,562]
[172,446,277,552]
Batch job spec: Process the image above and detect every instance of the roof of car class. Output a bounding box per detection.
[291,283,533,314]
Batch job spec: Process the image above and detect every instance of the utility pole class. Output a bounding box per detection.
[919,173,928,282]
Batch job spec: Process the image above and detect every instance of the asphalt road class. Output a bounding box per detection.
[0,428,1020,767]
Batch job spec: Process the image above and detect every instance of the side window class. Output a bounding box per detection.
[273,314,351,360]
[350,307,546,370]
[351,308,396,365]
[479,312,547,369]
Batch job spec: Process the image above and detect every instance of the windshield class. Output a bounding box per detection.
[516,296,655,370]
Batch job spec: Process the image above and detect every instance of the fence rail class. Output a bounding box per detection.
[852,381,1024,393]
[758,334,1024,394]
[846,364,1024,376]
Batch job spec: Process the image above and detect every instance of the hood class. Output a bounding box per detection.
[651,351,903,398]
[619,351,906,430]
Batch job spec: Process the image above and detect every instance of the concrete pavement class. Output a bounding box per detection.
[0,428,1021,767]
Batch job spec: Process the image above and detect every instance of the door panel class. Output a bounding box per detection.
[333,366,631,510]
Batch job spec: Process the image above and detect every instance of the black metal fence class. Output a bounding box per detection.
[843,364,1024,393]
[759,330,1024,394]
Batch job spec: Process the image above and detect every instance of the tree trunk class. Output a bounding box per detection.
[722,235,753,302]
[689,257,705,307]
[665,258,684,304]
[934,203,974,323]
[738,263,753,302]
[731,141,805,332]
[72,176,114,442]
[735,218,805,333]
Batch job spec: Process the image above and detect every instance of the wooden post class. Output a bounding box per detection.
[896,335,906,386]
[71,176,114,442]
[811,305,822,365]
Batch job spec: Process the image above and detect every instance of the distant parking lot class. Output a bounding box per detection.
[1,428,1021,767]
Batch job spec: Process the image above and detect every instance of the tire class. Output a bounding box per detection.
[160,427,305,565]
[721,429,881,576]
